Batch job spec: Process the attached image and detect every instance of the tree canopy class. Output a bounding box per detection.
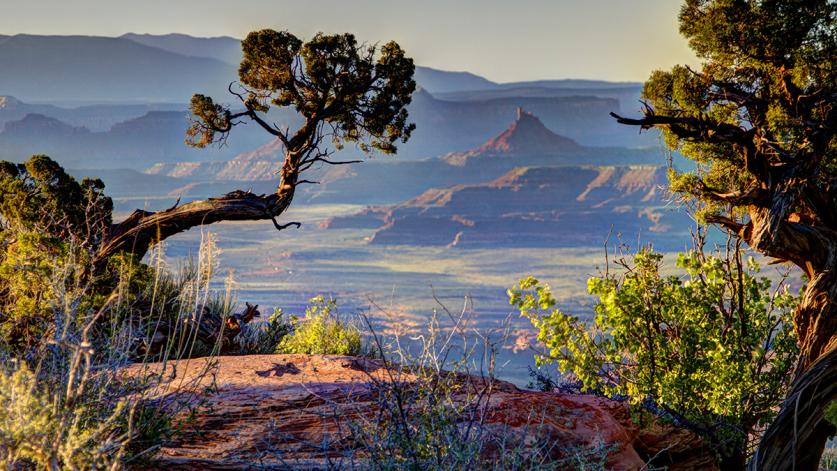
[187,30,415,155]
[615,0,836,276]
[96,30,416,264]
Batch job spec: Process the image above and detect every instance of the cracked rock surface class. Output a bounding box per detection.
[124,354,715,470]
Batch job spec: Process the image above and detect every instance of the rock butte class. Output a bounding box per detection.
[125,354,717,470]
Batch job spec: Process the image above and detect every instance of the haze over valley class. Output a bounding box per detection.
[1,33,689,384]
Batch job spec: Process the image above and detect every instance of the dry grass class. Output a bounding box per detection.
[0,232,230,469]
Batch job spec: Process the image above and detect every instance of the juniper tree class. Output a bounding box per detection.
[95,29,415,265]
[611,1,836,468]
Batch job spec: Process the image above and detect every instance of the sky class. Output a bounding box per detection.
[0,0,698,83]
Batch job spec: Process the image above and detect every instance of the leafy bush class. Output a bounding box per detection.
[0,231,68,353]
[510,245,799,466]
[275,296,362,356]
[827,401,837,428]
[235,308,293,355]
[0,156,121,357]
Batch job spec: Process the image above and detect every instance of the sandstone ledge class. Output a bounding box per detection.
[125,354,716,470]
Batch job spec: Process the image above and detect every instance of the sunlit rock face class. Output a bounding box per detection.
[125,354,716,470]
[145,138,285,181]
[444,107,582,166]
[327,165,688,249]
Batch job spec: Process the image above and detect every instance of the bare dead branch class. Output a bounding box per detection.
[271,219,301,231]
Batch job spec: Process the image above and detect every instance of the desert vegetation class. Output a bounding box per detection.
[608,1,837,468]
[0,153,625,469]
[511,235,799,469]
[0,160,226,467]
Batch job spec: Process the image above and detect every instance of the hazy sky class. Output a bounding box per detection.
[0,0,698,82]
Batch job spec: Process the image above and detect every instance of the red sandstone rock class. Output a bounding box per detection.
[443,108,582,166]
[124,354,716,470]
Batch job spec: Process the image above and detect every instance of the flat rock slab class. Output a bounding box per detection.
[124,354,715,470]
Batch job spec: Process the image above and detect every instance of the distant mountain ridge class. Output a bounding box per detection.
[0,34,642,103]
[133,109,669,209]
[0,34,236,103]
[412,67,498,93]
[0,95,185,131]
[120,33,242,65]
[325,165,689,248]
[119,34,642,94]
[0,87,652,175]
[0,110,270,168]
[496,79,640,90]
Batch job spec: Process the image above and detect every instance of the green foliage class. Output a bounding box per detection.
[274,296,362,356]
[0,155,124,354]
[510,247,799,461]
[0,231,68,351]
[827,401,837,429]
[0,155,112,245]
[188,29,416,155]
[257,308,294,353]
[0,232,148,357]
[640,0,837,222]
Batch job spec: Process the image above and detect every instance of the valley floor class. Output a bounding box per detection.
[153,204,696,385]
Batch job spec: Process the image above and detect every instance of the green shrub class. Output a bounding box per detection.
[275,296,362,356]
[236,308,293,355]
[827,401,837,428]
[0,156,132,357]
[0,354,142,469]
[510,245,799,466]
[0,231,68,352]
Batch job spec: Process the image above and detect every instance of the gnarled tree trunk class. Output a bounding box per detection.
[740,207,837,470]
[748,275,837,470]
[751,344,837,470]
[97,191,285,263]
[735,204,837,471]
[94,147,303,266]
[716,206,837,471]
